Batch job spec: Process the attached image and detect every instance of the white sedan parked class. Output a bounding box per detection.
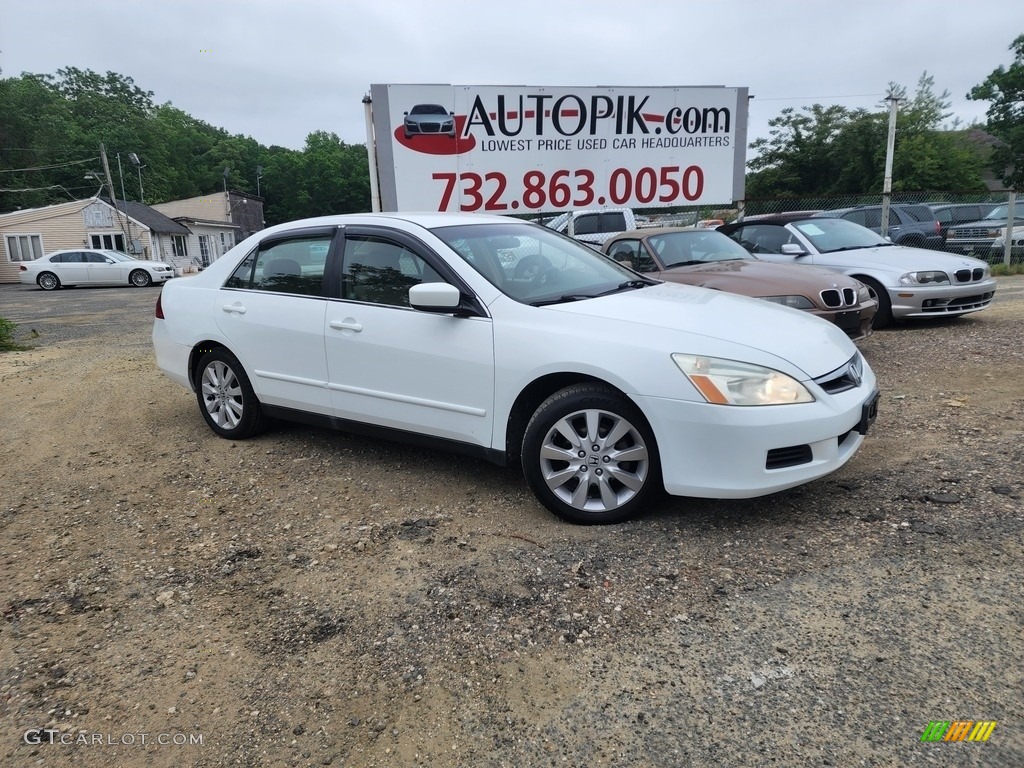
[153,212,879,524]
[19,249,174,290]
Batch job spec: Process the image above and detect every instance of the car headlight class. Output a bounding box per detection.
[899,271,949,286]
[672,354,814,406]
[758,295,815,309]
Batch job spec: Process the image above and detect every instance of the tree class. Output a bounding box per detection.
[968,34,1024,188]
[747,72,988,198]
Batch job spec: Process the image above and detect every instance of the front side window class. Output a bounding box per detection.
[5,234,44,262]
[342,237,443,306]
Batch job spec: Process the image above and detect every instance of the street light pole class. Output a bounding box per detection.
[256,165,263,198]
[128,153,145,204]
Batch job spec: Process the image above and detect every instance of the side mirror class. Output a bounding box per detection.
[614,257,635,270]
[780,243,807,256]
[410,282,460,310]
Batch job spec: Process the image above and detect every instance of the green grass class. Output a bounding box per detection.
[0,317,33,352]
[991,262,1024,276]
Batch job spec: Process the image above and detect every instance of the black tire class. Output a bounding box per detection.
[194,349,267,439]
[129,269,152,287]
[37,272,61,291]
[859,276,892,329]
[522,384,661,524]
[896,235,924,249]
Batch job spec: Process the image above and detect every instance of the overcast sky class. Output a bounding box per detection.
[3,0,1022,160]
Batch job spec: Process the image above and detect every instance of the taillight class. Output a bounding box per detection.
[155,294,164,319]
[934,221,941,235]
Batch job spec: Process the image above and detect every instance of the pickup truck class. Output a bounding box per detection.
[542,208,637,245]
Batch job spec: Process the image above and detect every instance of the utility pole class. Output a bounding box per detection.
[100,143,132,249]
[880,95,900,240]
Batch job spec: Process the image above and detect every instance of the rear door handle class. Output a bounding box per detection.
[222,303,246,315]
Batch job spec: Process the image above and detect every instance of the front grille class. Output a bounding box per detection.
[953,268,984,283]
[766,444,812,470]
[820,287,858,308]
[420,122,443,133]
[950,228,995,239]
[814,353,864,394]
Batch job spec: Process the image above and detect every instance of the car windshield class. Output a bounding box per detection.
[646,231,753,267]
[411,104,447,115]
[432,222,646,305]
[789,217,891,253]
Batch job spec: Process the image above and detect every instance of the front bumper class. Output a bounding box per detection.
[888,278,997,319]
[634,380,878,499]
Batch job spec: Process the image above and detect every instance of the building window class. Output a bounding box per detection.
[5,234,44,262]
[199,235,212,266]
[172,235,188,258]
[89,233,126,252]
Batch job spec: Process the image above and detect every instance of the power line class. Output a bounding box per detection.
[753,93,885,102]
[0,157,100,173]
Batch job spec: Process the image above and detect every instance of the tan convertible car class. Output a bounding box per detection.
[603,227,878,340]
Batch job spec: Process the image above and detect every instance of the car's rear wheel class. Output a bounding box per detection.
[522,384,661,524]
[37,272,61,291]
[195,349,267,439]
[897,235,924,248]
[859,276,892,328]
[130,269,152,287]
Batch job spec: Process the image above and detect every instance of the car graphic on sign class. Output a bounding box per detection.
[403,104,456,139]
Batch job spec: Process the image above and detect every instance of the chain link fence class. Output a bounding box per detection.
[639,190,1022,265]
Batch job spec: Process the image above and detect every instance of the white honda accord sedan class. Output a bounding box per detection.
[152,212,879,524]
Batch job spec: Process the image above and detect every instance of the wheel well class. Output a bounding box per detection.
[504,373,627,467]
[188,341,230,387]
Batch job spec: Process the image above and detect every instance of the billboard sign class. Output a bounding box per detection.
[369,84,748,213]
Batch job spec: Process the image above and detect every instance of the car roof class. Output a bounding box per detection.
[260,212,524,233]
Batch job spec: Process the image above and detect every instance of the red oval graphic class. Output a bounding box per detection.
[394,115,476,155]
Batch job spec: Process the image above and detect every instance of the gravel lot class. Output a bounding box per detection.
[1,278,1023,767]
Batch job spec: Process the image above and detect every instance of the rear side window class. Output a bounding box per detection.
[902,205,936,223]
[224,235,331,296]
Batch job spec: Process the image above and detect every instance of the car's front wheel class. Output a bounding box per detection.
[195,349,267,439]
[129,269,152,287]
[522,384,661,524]
[859,276,892,328]
[37,272,61,291]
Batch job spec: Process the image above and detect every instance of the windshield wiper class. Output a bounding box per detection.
[529,294,597,306]
[663,260,706,268]
[528,280,655,306]
[828,243,894,253]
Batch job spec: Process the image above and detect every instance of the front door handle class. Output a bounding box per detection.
[222,303,246,315]
[329,320,363,332]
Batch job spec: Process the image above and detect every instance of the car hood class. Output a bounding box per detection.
[814,245,988,271]
[543,282,855,379]
[658,259,856,297]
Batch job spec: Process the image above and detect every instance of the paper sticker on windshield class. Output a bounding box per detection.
[794,223,827,236]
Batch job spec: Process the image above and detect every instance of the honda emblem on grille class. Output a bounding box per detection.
[848,364,862,388]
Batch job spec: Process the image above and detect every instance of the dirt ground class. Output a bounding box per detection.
[1,279,1023,767]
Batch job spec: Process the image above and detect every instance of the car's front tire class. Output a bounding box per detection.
[859,276,892,328]
[522,384,662,524]
[130,269,152,287]
[37,272,61,291]
[195,349,267,439]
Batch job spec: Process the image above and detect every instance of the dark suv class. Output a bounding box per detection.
[815,204,943,249]
[928,202,998,242]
